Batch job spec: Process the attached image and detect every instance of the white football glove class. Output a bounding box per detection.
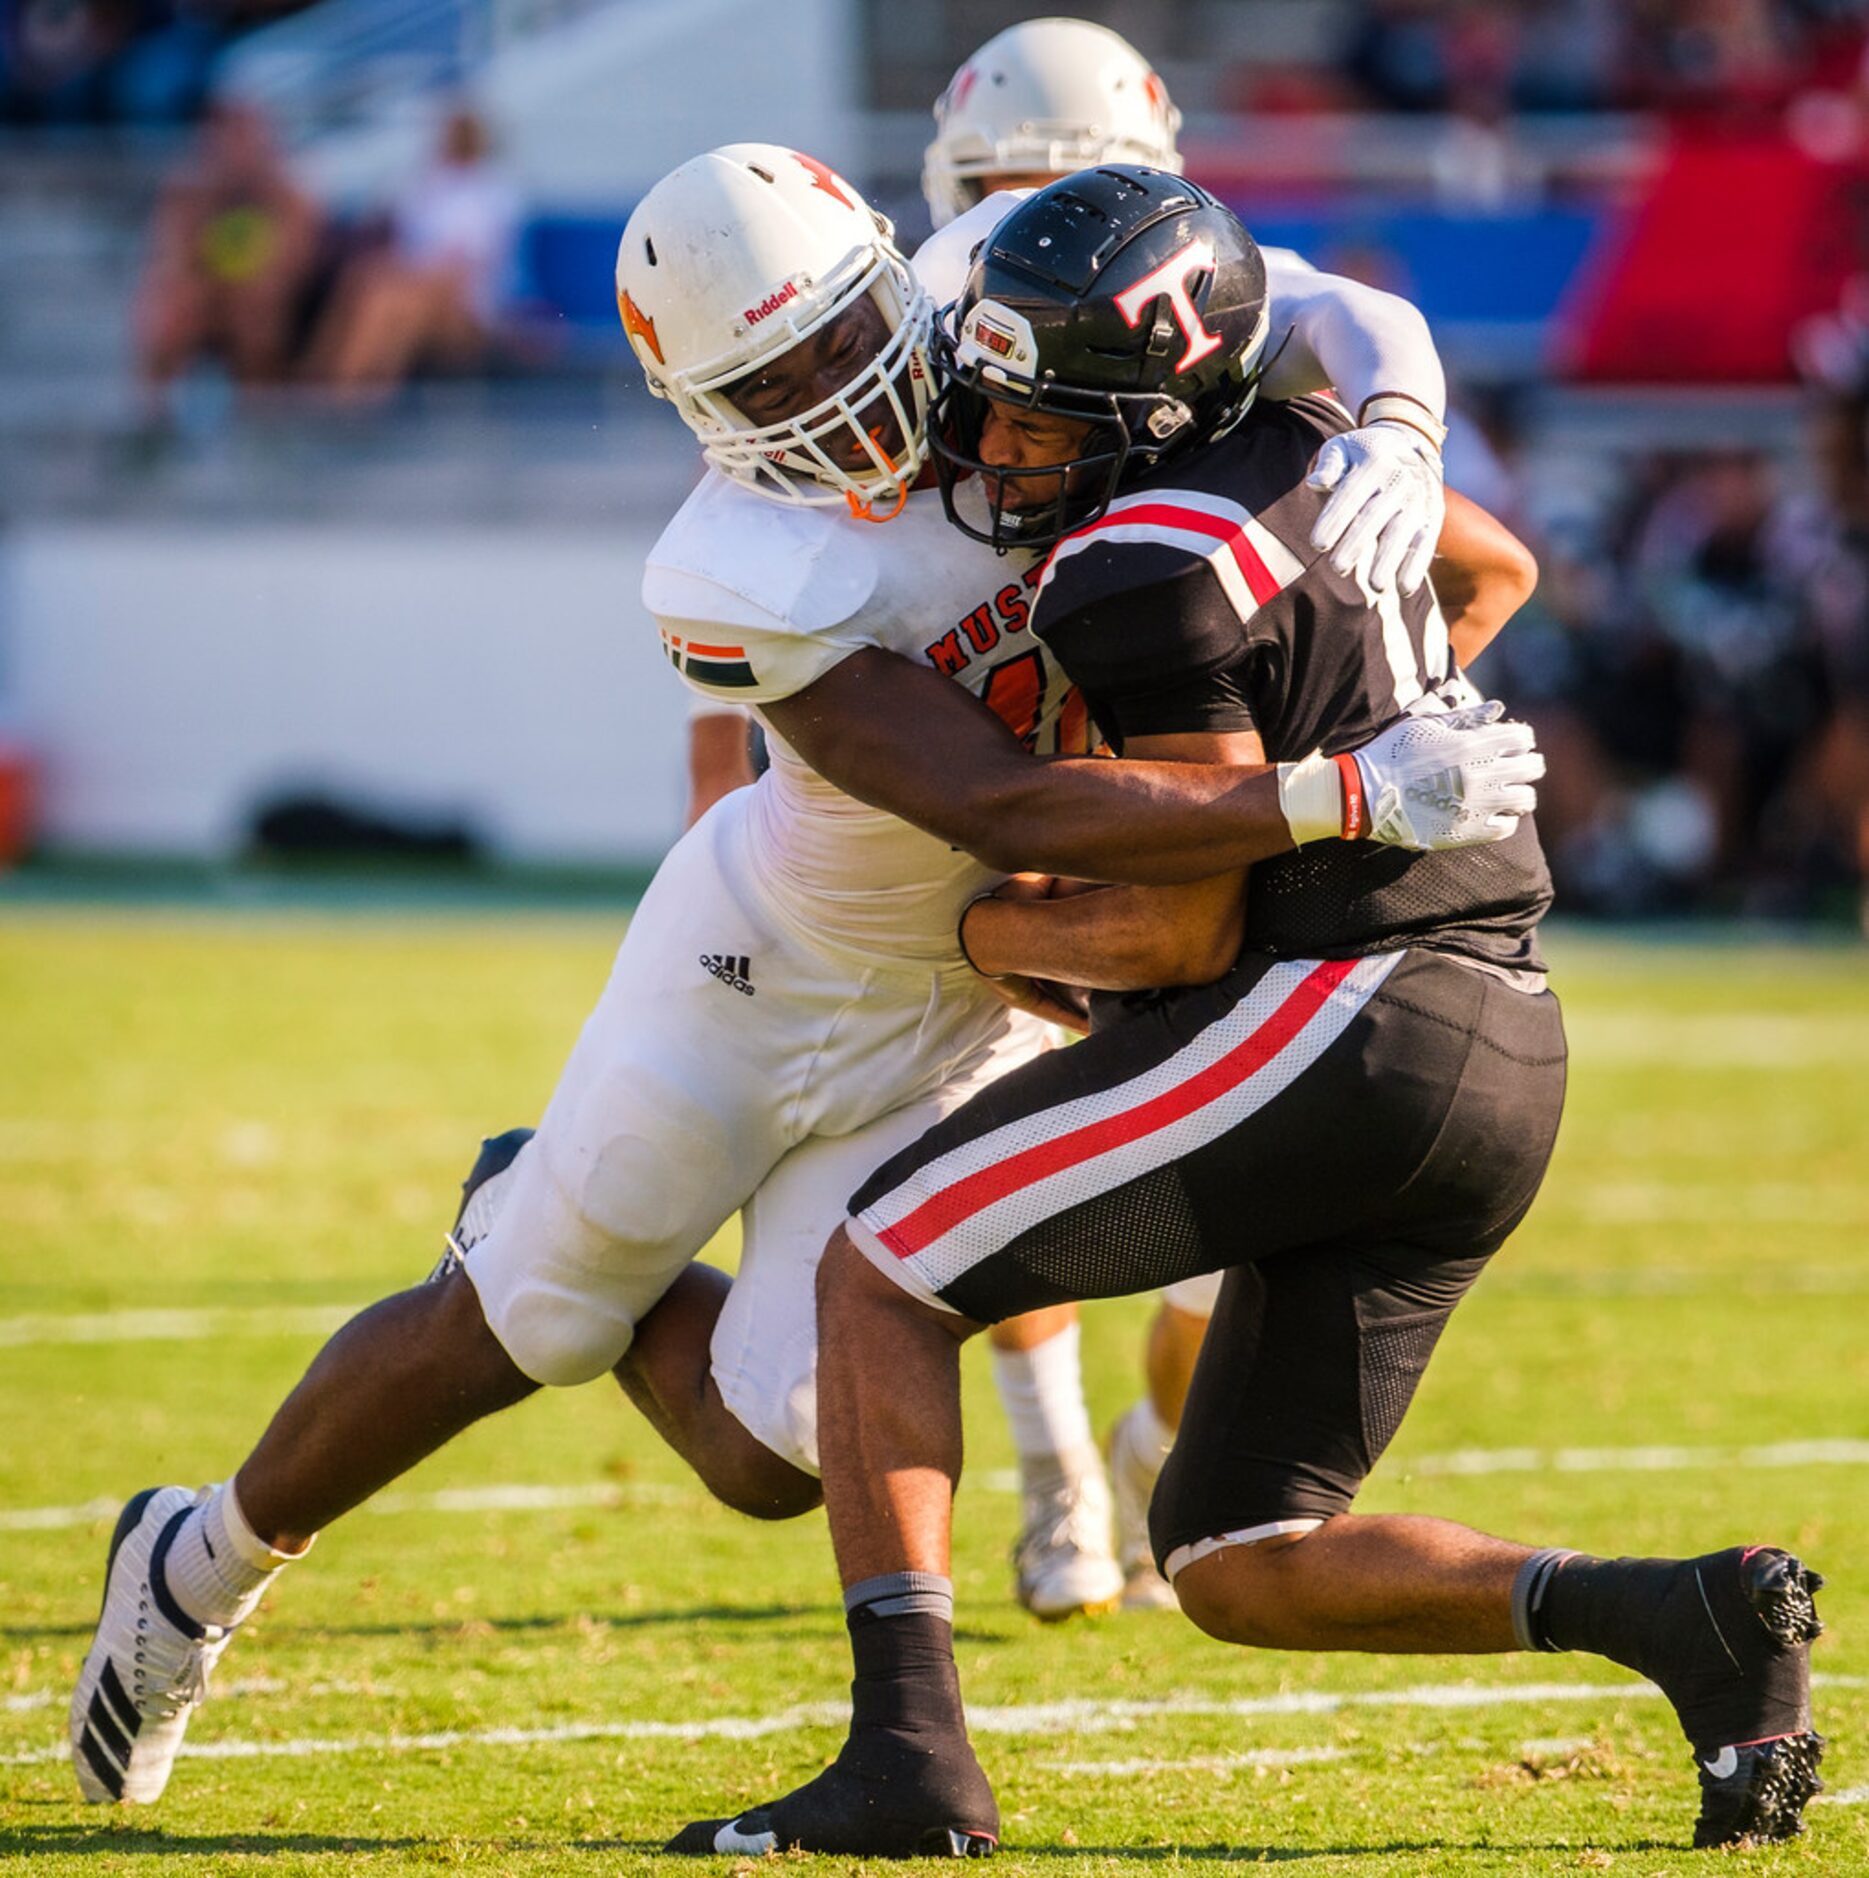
[1305,420,1447,597]
[1277,701,1544,851]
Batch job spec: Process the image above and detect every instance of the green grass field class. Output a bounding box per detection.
[2,910,1866,1876]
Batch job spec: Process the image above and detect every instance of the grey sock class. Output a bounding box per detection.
[844,1572,954,1623]
[1511,1547,1579,1652]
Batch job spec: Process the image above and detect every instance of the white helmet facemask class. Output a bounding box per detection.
[684,250,932,517]
[923,18,1184,229]
[618,145,934,519]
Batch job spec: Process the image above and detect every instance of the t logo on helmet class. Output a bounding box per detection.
[1113,238,1222,373]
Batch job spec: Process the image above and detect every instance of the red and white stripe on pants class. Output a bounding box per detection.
[850,951,1404,1303]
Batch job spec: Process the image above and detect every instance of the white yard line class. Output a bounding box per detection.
[6,1676,1860,1769]
[7,1210,1863,1358]
[0,1305,362,1349]
[1400,1438,1869,1478]
[0,1480,695,1533]
[13,1436,1869,1534]
[5,1677,383,1715]
[1046,1746,1351,1775]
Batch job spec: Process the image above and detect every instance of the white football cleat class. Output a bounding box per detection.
[70,1487,237,1803]
[1108,1401,1178,1611]
[1011,1461,1124,1620]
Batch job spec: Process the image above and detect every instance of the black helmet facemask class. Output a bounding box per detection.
[930,321,1136,551]
[927,165,1273,554]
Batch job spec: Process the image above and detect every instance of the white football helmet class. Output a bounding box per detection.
[616,143,933,517]
[922,18,1184,229]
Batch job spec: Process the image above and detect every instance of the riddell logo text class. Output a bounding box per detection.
[744,283,799,326]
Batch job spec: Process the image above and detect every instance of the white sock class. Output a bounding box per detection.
[1119,1396,1176,1469]
[161,1480,306,1630]
[992,1323,1097,1491]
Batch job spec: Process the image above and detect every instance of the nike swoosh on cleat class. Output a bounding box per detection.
[1703,1746,1740,1780]
[713,1819,778,1854]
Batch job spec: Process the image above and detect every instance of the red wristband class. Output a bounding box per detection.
[1334,753,1366,840]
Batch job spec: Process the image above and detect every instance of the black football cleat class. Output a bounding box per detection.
[1653,1547,1826,1848]
[667,1727,999,1858]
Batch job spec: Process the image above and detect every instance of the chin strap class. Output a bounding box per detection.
[846,428,914,524]
[846,483,910,524]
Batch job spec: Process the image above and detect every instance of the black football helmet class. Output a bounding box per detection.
[930,164,1272,551]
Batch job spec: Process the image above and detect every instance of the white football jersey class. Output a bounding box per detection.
[913,189,1320,323]
[641,194,1438,971]
[644,473,1091,966]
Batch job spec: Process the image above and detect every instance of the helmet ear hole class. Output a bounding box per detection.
[747,164,775,184]
[644,238,656,266]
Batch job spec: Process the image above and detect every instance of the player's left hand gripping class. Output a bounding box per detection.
[1306,423,1447,597]
[1353,700,1545,850]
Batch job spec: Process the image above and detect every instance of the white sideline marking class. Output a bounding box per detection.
[0,1305,362,1349]
[5,1677,382,1715]
[1820,1786,1869,1806]
[0,1480,692,1533]
[1399,1438,1869,1478]
[6,1677,1860,1770]
[1048,1746,1351,1775]
[0,1497,123,1532]
[1050,1738,1592,1776]
[8,1208,1864,1353]
[9,1676,1863,1770]
[13,1435,1869,1535]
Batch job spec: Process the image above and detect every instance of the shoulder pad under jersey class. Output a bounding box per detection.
[642,470,881,637]
[1259,244,1320,287]
[911,190,1028,309]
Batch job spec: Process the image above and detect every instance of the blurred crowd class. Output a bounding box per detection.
[1328,0,1868,118]
[134,99,520,413]
[21,0,1869,130]
[16,0,1869,922]
[1465,405,1869,922]
[0,0,308,125]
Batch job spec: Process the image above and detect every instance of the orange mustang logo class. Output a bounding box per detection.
[617,287,664,365]
[793,152,856,211]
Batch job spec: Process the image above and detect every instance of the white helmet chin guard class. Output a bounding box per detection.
[922,17,1184,230]
[616,144,933,517]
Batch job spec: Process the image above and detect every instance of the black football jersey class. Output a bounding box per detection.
[1029,395,1552,972]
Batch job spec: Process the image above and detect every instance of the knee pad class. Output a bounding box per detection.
[467,1260,636,1388]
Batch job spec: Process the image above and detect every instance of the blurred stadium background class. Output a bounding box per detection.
[1,0,1867,924]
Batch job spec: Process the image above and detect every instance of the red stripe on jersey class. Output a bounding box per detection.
[1041,500,1286,608]
[877,957,1360,1259]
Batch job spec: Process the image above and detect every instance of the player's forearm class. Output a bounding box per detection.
[764,650,1298,885]
[1433,490,1539,664]
[964,878,1245,990]
[956,757,1293,884]
[1264,272,1447,421]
